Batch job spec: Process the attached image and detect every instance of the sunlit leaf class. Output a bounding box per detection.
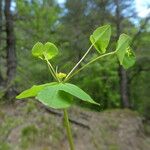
[36,86,73,109]
[116,34,131,64]
[58,83,99,105]
[90,25,111,53]
[32,42,44,58]
[16,82,57,99]
[122,47,136,69]
[43,42,58,60]
[36,83,99,109]
[31,42,58,60]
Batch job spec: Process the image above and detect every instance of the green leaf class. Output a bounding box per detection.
[36,83,99,109]
[31,42,58,60]
[17,82,99,109]
[58,83,99,105]
[116,34,131,64]
[32,42,44,58]
[122,48,136,69]
[36,86,73,109]
[16,82,57,99]
[90,25,111,53]
[43,42,58,60]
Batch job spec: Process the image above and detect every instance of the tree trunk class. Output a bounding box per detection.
[4,0,16,100]
[114,0,130,108]
[0,0,2,37]
[0,0,3,83]
[119,66,130,107]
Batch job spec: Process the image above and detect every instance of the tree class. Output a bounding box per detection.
[4,0,16,100]
[129,17,150,118]
[60,0,89,64]
[0,0,3,83]
[0,0,2,43]
[14,0,60,89]
[112,0,137,108]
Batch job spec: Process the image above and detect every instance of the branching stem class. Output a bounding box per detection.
[64,44,93,82]
[65,51,116,82]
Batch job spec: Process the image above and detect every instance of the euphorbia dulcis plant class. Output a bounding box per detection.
[16,25,136,150]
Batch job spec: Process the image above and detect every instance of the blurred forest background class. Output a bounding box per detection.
[0,0,150,149]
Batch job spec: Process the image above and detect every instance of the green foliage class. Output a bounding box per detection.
[0,0,147,118]
[56,83,98,104]
[116,34,131,63]
[17,83,98,109]
[44,42,59,60]
[16,24,136,150]
[90,25,111,53]
[116,34,135,69]
[32,42,58,60]
[122,48,136,69]
[15,0,60,92]
[16,82,57,99]
[77,55,120,109]
[36,84,74,109]
[31,42,43,58]
[1,0,149,148]
[16,24,135,110]
[131,60,150,119]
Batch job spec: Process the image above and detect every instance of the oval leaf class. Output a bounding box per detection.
[43,42,58,60]
[90,25,111,53]
[32,42,44,58]
[16,82,57,99]
[116,34,131,64]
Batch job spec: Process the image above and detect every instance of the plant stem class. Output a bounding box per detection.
[46,59,60,82]
[65,51,116,82]
[63,109,75,150]
[46,62,57,80]
[64,27,111,82]
[64,44,93,82]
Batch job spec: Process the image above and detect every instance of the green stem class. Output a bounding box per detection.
[65,51,116,82]
[64,44,93,82]
[46,62,57,80]
[64,27,110,82]
[63,109,75,150]
[46,59,60,82]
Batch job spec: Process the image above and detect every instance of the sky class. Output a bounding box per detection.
[57,0,150,18]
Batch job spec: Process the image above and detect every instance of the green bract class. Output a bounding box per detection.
[32,42,58,60]
[31,42,43,58]
[116,34,131,63]
[90,25,111,53]
[43,42,59,60]
[16,83,99,109]
[116,34,135,69]
[122,47,136,69]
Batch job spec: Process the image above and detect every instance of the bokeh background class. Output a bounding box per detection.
[0,0,150,150]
